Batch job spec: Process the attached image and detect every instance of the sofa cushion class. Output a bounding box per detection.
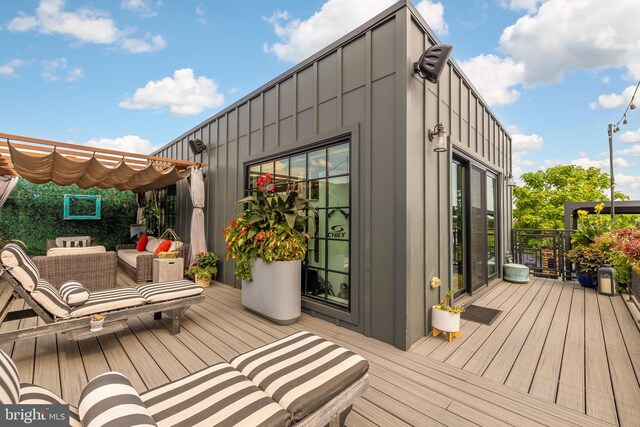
[60,280,91,307]
[79,372,157,427]
[145,237,162,254]
[137,280,203,303]
[56,236,91,248]
[169,241,183,252]
[69,288,146,318]
[20,383,81,427]
[155,240,171,254]
[230,331,369,422]
[31,279,71,319]
[0,349,20,404]
[118,249,151,268]
[0,243,40,292]
[47,245,106,257]
[140,362,291,427]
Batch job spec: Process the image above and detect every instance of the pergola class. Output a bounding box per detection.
[0,133,204,193]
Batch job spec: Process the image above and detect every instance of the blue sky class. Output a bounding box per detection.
[1,0,639,197]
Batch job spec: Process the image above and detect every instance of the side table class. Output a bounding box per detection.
[153,258,184,282]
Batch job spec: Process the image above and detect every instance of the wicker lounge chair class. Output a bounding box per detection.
[0,244,204,343]
[0,331,370,427]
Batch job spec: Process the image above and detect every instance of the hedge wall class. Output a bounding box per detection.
[0,180,137,256]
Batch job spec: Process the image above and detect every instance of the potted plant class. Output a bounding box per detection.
[187,251,220,287]
[432,290,464,342]
[223,172,312,324]
[90,314,105,331]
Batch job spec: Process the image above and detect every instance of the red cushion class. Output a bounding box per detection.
[155,240,171,254]
[136,234,148,252]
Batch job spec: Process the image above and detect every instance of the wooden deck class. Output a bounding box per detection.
[412,277,640,427]
[0,272,636,426]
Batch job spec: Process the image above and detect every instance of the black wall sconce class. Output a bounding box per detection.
[428,122,448,152]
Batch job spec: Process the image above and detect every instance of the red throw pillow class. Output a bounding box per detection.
[136,234,148,252]
[155,239,171,254]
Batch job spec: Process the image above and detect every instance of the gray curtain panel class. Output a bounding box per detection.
[0,175,19,208]
[189,168,207,266]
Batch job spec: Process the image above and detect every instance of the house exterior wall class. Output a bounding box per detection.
[155,0,512,350]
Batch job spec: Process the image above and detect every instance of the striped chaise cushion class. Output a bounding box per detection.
[0,349,20,404]
[230,331,369,422]
[140,362,291,427]
[31,279,71,319]
[20,383,81,427]
[79,372,157,427]
[137,279,204,303]
[0,243,40,291]
[60,280,90,307]
[69,288,146,318]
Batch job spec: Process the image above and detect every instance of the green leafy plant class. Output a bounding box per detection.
[434,290,465,315]
[571,203,616,246]
[187,251,220,280]
[141,200,160,236]
[223,173,313,281]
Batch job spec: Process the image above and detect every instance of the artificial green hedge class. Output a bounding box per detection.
[0,180,136,256]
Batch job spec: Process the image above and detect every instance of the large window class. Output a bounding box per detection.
[158,185,176,236]
[247,142,351,311]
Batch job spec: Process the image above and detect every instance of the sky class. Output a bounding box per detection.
[1,0,640,197]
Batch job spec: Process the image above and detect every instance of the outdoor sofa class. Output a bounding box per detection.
[117,237,190,283]
[0,331,370,427]
[0,243,204,343]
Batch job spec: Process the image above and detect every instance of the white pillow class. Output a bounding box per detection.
[145,237,161,253]
[55,236,91,248]
[59,281,90,307]
[169,241,183,252]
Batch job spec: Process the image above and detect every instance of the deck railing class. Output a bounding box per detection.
[512,229,574,281]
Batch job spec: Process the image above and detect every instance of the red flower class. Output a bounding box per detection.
[231,220,236,228]
[199,251,204,256]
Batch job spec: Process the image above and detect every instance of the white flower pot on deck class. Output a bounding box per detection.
[241,259,301,325]
[431,306,461,333]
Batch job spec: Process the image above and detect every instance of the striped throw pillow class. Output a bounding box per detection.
[19,383,81,427]
[79,372,157,427]
[0,243,40,291]
[60,281,90,307]
[56,236,91,248]
[0,350,20,404]
[230,331,369,422]
[31,279,71,319]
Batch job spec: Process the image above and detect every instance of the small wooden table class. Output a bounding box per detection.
[153,258,184,282]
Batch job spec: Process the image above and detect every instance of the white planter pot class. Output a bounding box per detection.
[195,274,210,288]
[431,306,460,333]
[242,259,301,325]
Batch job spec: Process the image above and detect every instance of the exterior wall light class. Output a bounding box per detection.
[506,172,515,187]
[428,122,448,152]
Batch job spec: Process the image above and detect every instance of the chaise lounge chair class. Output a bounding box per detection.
[0,243,204,343]
[0,331,370,427]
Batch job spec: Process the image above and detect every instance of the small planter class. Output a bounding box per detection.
[195,274,211,288]
[576,268,597,288]
[90,315,105,332]
[432,306,460,342]
[242,259,301,325]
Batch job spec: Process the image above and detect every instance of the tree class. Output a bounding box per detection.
[513,165,628,230]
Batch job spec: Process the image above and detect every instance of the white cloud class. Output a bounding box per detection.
[500,0,542,13]
[617,144,640,157]
[512,132,543,153]
[591,85,637,109]
[264,0,447,63]
[195,5,207,25]
[619,128,640,144]
[7,0,165,54]
[615,173,640,199]
[120,34,166,53]
[414,0,448,35]
[570,154,633,169]
[499,0,640,85]
[0,59,25,77]
[601,76,611,84]
[119,68,224,116]
[459,54,525,105]
[121,0,158,18]
[41,58,84,82]
[84,135,159,155]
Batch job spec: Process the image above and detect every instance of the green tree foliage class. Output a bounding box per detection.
[513,165,628,230]
[0,180,136,255]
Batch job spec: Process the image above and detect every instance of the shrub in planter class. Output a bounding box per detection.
[432,290,465,342]
[187,251,220,287]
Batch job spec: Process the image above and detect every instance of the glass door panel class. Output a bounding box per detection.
[487,175,497,279]
[452,161,465,295]
[470,166,486,292]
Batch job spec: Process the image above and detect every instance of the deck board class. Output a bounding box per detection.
[414,277,640,426]
[0,274,633,426]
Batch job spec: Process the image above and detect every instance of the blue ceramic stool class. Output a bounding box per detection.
[504,263,530,283]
